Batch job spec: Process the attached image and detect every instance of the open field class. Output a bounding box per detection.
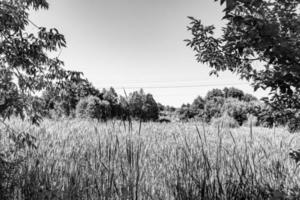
[1,119,300,200]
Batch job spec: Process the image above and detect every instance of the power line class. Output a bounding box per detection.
[95,79,244,85]
[112,82,249,90]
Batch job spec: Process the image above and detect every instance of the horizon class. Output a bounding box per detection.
[29,0,269,107]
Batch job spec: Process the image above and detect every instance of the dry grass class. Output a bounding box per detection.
[1,119,300,199]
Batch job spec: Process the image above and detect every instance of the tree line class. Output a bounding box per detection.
[177,87,300,132]
[41,78,160,122]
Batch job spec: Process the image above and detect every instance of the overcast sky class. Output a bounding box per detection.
[29,0,268,107]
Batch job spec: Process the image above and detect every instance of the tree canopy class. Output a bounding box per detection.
[186,0,300,110]
[0,0,82,124]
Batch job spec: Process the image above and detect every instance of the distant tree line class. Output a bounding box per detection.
[177,87,257,123]
[41,78,160,122]
[40,81,300,132]
[176,87,300,132]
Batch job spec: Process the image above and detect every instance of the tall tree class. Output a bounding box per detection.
[0,1,82,198]
[205,88,224,100]
[186,0,300,110]
[223,87,244,100]
[191,96,205,110]
[0,0,82,123]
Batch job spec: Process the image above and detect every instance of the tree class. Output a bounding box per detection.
[186,0,300,110]
[102,87,119,118]
[129,90,145,119]
[242,93,258,102]
[76,96,111,121]
[177,104,199,121]
[142,94,159,121]
[42,79,101,117]
[221,98,248,126]
[191,96,205,110]
[157,103,165,112]
[223,87,244,100]
[119,96,131,121]
[204,96,225,122]
[128,89,159,121]
[0,0,81,123]
[205,89,224,101]
[0,1,80,198]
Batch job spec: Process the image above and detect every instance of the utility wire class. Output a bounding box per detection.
[112,82,249,90]
[96,79,245,85]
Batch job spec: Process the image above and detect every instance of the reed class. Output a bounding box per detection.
[1,119,300,199]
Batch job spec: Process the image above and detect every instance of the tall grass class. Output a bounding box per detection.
[1,119,300,199]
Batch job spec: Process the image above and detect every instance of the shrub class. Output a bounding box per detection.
[223,87,244,100]
[211,113,240,129]
[158,118,171,123]
[221,98,248,126]
[98,100,111,121]
[54,100,71,117]
[76,98,89,118]
[205,88,224,101]
[128,90,159,121]
[177,106,199,121]
[287,112,300,133]
[242,93,258,102]
[243,114,259,127]
[76,96,111,121]
[204,97,224,122]
[85,96,102,120]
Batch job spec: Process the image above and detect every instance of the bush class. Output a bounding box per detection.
[204,97,224,122]
[76,96,111,121]
[128,90,159,121]
[205,89,224,101]
[223,87,244,100]
[85,96,102,120]
[211,113,240,129]
[243,114,259,127]
[76,98,89,118]
[177,107,199,121]
[221,98,248,126]
[287,112,300,133]
[98,100,111,121]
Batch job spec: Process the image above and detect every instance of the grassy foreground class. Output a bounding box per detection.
[1,119,300,200]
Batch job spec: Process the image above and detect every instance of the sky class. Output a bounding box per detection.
[29,0,269,107]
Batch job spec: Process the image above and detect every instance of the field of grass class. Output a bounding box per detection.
[1,119,300,200]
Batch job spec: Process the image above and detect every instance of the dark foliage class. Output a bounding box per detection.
[223,87,244,100]
[221,98,248,126]
[205,88,224,101]
[186,0,300,113]
[42,79,102,118]
[76,96,111,121]
[128,89,159,121]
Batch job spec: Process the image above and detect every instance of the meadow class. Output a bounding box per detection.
[1,119,300,200]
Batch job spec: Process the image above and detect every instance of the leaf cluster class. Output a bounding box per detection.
[187,0,300,110]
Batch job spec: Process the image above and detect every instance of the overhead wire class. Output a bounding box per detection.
[111,82,250,90]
